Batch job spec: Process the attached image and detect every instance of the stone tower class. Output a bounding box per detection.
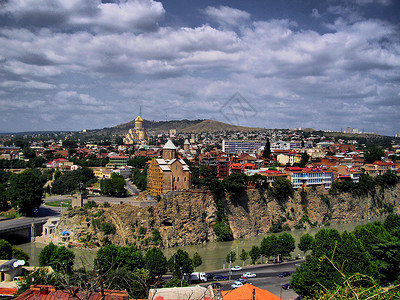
[162,139,177,160]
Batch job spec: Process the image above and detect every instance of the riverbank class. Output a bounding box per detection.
[18,217,383,271]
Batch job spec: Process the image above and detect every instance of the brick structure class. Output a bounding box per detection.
[147,139,191,196]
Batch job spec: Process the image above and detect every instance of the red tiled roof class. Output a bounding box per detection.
[15,285,130,300]
[0,287,18,296]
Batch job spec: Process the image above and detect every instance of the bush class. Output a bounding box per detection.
[84,200,98,209]
[101,222,116,235]
[164,278,189,288]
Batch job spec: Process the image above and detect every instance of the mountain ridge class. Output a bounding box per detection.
[90,118,263,135]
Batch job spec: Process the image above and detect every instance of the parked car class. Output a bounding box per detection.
[282,283,292,289]
[236,278,247,283]
[211,282,222,289]
[214,275,227,281]
[206,273,215,280]
[279,272,291,277]
[231,265,242,271]
[231,281,243,289]
[242,272,257,278]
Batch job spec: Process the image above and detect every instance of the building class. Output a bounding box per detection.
[147,139,191,195]
[285,167,333,189]
[46,158,73,170]
[123,115,147,145]
[222,140,265,154]
[107,156,129,168]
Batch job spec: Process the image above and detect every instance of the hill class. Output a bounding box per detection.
[88,119,262,136]
[181,119,262,133]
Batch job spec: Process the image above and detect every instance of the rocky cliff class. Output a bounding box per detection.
[51,184,400,248]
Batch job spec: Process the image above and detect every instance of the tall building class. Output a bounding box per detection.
[222,139,265,154]
[124,115,147,145]
[147,139,191,196]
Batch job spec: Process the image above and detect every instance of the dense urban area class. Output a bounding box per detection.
[1,118,400,300]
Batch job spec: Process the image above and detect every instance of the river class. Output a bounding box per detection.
[18,217,382,271]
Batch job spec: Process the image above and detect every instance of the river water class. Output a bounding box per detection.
[18,218,382,271]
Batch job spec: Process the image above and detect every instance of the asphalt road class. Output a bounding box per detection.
[195,260,302,300]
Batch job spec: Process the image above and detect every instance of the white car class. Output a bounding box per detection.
[242,272,257,278]
[231,265,242,271]
[231,281,243,289]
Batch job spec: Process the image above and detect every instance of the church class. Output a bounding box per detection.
[147,139,191,196]
[123,115,147,145]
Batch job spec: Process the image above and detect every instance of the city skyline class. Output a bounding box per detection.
[1,0,399,135]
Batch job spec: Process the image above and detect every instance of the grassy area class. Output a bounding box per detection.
[45,200,72,208]
[0,207,19,218]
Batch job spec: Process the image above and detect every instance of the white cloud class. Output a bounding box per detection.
[0,1,399,134]
[0,0,165,33]
[203,6,251,28]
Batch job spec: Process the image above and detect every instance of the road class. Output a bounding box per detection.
[193,260,302,300]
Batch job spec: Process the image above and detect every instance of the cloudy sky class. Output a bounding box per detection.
[1,0,399,135]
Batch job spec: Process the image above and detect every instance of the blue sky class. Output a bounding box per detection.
[0,0,399,135]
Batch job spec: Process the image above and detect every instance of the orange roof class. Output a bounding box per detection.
[222,284,282,300]
[0,287,18,296]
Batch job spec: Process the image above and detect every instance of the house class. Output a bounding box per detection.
[46,158,73,170]
[285,167,333,189]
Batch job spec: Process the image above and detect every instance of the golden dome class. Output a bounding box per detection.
[135,115,143,122]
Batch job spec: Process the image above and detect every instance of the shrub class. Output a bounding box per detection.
[101,222,116,235]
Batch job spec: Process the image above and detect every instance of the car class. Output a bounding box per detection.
[231,281,243,289]
[214,275,227,281]
[211,282,222,289]
[242,272,257,278]
[206,273,215,279]
[231,265,242,271]
[279,272,291,277]
[282,283,292,289]
[236,278,247,284]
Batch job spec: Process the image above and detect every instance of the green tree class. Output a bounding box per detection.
[144,247,168,280]
[355,219,400,283]
[272,177,293,202]
[248,246,261,264]
[38,243,75,273]
[7,169,44,216]
[261,235,278,263]
[277,232,295,261]
[192,252,202,270]
[100,173,127,196]
[239,249,248,266]
[226,250,236,264]
[0,183,7,211]
[222,173,248,196]
[96,244,143,273]
[168,249,193,279]
[298,233,314,256]
[12,247,30,262]
[299,151,310,168]
[364,146,385,163]
[291,229,376,297]
[52,246,75,272]
[262,138,271,159]
[0,239,13,259]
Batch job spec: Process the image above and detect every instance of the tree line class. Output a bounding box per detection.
[20,243,203,299]
[291,213,400,298]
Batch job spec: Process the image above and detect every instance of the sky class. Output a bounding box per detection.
[0,0,399,135]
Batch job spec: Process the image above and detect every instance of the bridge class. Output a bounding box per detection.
[0,217,49,243]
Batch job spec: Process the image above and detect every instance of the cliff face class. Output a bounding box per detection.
[53,184,400,248]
